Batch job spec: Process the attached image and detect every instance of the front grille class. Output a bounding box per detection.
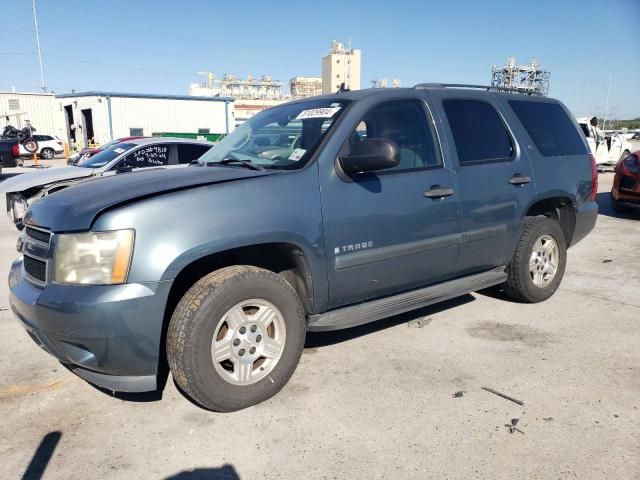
[620,177,638,191]
[25,226,51,244]
[24,254,47,283]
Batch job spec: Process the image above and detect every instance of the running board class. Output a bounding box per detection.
[308,266,507,332]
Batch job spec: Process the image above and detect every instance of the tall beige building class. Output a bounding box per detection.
[322,40,361,94]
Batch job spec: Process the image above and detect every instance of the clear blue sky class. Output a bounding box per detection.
[2,0,639,118]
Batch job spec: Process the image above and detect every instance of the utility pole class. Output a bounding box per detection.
[31,0,46,92]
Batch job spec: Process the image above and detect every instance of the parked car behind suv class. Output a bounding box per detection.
[3,137,214,229]
[9,85,598,412]
[67,136,145,165]
[611,149,640,213]
[19,134,64,159]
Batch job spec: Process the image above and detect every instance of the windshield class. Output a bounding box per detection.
[197,99,350,170]
[76,143,137,168]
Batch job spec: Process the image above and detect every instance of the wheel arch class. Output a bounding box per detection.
[523,192,577,246]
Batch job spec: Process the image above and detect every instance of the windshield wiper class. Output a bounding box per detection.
[207,158,265,171]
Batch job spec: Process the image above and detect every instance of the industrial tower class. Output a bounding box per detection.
[491,58,550,96]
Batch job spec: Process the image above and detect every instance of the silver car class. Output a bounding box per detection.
[2,137,214,229]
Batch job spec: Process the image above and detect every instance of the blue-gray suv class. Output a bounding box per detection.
[9,84,598,411]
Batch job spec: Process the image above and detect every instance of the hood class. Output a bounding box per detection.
[25,165,275,231]
[0,165,95,193]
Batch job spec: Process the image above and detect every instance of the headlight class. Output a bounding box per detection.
[7,194,27,222]
[54,229,134,285]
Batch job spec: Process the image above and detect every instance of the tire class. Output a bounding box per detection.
[610,193,627,214]
[21,139,38,154]
[503,216,567,303]
[40,148,55,160]
[167,265,306,412]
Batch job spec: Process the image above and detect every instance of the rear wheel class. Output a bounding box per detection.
[21,139,38,154]
[40,147,55,160]
[167,265,306,411]
[503,216,567,303]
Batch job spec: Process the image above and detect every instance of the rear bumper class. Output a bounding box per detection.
[0,152,19,167]
[570,201,598,247]
[9,257,173,392]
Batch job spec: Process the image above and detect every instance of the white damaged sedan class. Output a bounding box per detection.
[2,137,214,229]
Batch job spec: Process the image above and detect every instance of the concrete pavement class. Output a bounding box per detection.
[0,169,638,479]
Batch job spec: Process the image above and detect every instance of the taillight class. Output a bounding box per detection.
[589,153,598,201]
[11,144,19,158]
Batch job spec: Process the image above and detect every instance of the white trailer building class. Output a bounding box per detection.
[56,92,235,147]
[1,90,235,149]
[0,91,67,140]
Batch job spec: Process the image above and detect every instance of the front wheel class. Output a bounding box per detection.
[167,265,306,411]
[503,216,567,303]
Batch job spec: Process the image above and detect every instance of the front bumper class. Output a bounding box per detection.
[9,257,172,392]
[612,173,640,208]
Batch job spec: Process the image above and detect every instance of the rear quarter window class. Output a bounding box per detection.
[508,101,587,157]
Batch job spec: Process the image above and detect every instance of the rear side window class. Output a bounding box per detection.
[177,143,212,164]
[124,143,171,168]
[509,101,587,157]
[443,99,514,165]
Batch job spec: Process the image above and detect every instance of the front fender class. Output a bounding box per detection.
[92,169,328,312]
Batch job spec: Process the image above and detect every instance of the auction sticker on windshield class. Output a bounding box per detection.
[113,148,126,154]
[288,148,306,161]
[296,107,341,120]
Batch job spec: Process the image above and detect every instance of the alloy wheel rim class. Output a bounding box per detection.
[529,234,559,288]
[211,299,286,386]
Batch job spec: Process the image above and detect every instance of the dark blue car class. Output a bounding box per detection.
[9,84,598,411]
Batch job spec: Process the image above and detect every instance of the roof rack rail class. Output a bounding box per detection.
[413,83,542,96]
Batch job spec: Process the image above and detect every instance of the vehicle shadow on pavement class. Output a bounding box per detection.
[21,431,62,480]
[595,192,639,219]
[164,464,240,480]
[305,294,476,348]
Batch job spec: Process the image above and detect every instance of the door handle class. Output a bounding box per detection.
[424,185,455,198]
[509,174,531,186]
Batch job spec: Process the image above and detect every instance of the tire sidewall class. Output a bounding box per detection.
[180,271,305,411]
[515,219,567,302]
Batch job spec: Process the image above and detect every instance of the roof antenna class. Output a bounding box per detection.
[337,82,350,94]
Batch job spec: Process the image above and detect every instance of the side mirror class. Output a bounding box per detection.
[116,160,134,173]
[340,138,400,174]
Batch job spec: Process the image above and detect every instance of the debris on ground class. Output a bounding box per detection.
[602,259,613,263]
[505,418,525,434]
[452,391,465,398]
[0,306,7,311]
[408,317,432,328]
[482,386,524,406]
[542,417,554,422]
